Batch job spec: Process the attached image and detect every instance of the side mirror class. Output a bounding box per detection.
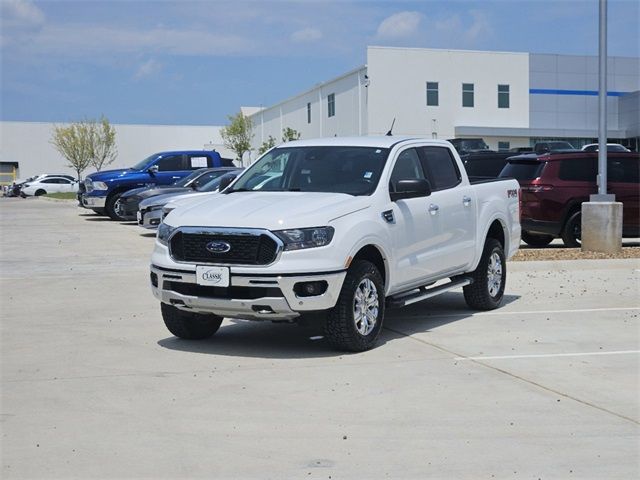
[218,174,237,192]
[391,179,432,202]
[148,165,159,175]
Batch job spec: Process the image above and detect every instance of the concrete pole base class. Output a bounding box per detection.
[581,201,623,253]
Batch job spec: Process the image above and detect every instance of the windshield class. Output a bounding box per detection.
[199,172,238,192]
[131,154,158,171]
[229,146,390,195]
[173,169,207,187]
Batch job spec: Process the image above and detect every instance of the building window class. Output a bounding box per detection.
[327,93,335,117]
[307,102,311,124]
[426,82,439,106]
[498,84,510,108]
[498,141,510,151]
[462,83,474,107]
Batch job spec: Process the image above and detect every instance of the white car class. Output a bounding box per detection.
[151,136,521,351]
[21,177,79,196]
[581,143,630,152]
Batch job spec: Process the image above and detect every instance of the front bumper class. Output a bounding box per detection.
[150,264,347,321]
[82,194,106,208]
[138,207,163,229]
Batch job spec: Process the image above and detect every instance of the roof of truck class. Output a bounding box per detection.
[281,136,451,149]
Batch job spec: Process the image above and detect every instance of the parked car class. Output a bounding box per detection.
[20,176,79,196]
[448,138,490,155]
[150,136,520,352]
[115,167,239,221]
[499,151,639,247]
[533,141,576,155]
[461,151,516,178]
[81,150,232,220]
[581,143,630,153]
[509,147,534,153]
[137,170,242,228]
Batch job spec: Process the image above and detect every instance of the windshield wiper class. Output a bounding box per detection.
[224,188,252,194]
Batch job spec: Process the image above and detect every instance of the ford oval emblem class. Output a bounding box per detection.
[206,241,231,254]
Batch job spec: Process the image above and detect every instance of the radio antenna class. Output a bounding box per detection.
[385,118,396,136]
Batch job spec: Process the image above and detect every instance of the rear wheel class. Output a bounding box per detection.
[521,231,554,248]
[325,260,385,352]
[161,303,223,340]
[561,211,581,248]
[464,238,506,310]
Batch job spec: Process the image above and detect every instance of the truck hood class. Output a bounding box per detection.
[166,192,370,230]
[86,168,136,181]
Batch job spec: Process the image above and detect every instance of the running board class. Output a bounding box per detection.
[387,278,473,309]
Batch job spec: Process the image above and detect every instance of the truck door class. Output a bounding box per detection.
[387,147,443,288]
[151,154,187,185]
[418,146,476,274]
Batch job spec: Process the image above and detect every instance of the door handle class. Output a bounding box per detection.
[463,196,472,206]
[429,204,439,215]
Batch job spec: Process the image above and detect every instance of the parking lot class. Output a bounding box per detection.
[1,198,639,479]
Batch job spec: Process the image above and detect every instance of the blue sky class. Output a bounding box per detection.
[1,0,638,126]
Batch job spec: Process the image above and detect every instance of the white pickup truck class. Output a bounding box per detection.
[150,137,521,351]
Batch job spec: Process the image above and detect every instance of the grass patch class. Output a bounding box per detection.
[43,192,77,200]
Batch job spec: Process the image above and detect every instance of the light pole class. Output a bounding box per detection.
[581,0,623,253]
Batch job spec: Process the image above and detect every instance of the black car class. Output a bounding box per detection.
[113,167,238,220]
[461,151,517,178]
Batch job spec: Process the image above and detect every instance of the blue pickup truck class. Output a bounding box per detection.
[81,150,232,220]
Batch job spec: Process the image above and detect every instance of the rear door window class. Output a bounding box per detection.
[500,161,545,180]
[419,146,461,190]
[558,157,597,181]
[188,154,210,169]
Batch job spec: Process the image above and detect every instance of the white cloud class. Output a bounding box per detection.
[291,27,323,43]
[376,11,423,38]
[134,59,163,80]
[435,10,492,44]
[1,0,45,26]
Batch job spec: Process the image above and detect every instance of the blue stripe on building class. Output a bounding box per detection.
[529,88,628,97]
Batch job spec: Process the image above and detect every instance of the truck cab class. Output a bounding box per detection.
[82,150,231,220]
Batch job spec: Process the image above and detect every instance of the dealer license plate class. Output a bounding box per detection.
[136,211,142,224]
[196,265,230,287]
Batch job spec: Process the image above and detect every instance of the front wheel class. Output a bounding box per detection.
[561,211,581,248]
[34,189,46,196]
[324,260,385,352]
[106,192,127,221]
[161,303,223,340]
[463,238,506,310]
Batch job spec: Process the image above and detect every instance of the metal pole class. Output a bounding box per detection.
[598,0,607,194]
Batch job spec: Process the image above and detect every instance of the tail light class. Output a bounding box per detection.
[518,188,521,222]
[521,184,554,193]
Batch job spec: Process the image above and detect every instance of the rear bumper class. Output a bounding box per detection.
[521,218,561,236]
[150,264,347,320]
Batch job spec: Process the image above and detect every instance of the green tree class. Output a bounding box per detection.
[220,112,254,161]
[89,116,117,171]
[258,135,277,155]
[282,127,301,143]
[50,121,94,180]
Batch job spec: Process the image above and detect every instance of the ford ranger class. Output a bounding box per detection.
[81,150,231,220]
[150,137,521,351]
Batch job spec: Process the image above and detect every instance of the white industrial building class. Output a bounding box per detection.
[0,122,233,184]
[247,46,640,152]
[2,46,638,184]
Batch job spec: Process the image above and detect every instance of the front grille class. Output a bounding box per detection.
[164,281,282,299]
[170,231,279,265]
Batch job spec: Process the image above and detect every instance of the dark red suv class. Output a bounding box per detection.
[499,152,639,247]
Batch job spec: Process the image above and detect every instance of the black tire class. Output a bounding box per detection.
[105,192,126,221]
[324,260,385,352]
[463,238,506,310]
[161,303,223,340]
[521,231,554,248]
[561,211,581,248]
[34,189,46,196]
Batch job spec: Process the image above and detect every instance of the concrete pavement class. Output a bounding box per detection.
[1,198,639,479]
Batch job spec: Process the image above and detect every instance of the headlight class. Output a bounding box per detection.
[274,227,334,251]
[92,181,108,191]
[162,205,175,220]
[156,223,176,246]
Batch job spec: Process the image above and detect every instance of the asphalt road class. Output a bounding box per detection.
[1,198,639,479]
